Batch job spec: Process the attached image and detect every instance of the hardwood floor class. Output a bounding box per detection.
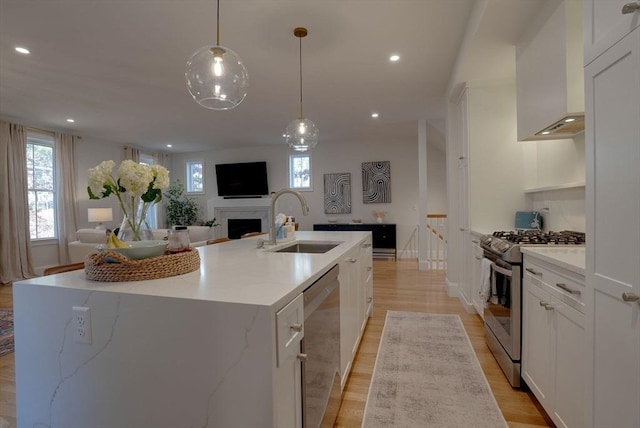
[0,260,552,427]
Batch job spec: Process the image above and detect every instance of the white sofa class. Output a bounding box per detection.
[68,226,215,263]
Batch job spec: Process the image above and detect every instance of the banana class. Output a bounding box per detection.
[105,232,129,249]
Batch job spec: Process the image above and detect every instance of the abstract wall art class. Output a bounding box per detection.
[362,161,391,203]
[324,173,351,214]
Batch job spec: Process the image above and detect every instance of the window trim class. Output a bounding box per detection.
[185,159,205,194]
[26,133,57,241]
[288,153,313,191]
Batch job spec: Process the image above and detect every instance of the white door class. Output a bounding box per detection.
[584,27,640,428]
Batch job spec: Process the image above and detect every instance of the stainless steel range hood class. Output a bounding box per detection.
[531,113,585,140]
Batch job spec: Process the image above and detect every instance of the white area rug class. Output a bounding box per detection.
[362,311,508,428]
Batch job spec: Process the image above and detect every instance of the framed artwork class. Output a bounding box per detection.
[324,173,351,214]
[362,161,391,203]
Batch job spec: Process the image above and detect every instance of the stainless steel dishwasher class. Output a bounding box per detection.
[300,264,341,428]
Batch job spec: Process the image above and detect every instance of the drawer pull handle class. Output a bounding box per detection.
[555,283,581,295]
[297,353,308,362]
[475,256,483,260]
[622,2,640,14]
[622,292,639,302]
[367,297,373,303]
[345,257,358,263]
[289,323,303,332]
[526,267,542,276]
[361,243,372,248]
[472,240,479,244]
[367,266,373,271]
[539,301,555,310]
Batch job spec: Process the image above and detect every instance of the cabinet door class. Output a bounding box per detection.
[584,0,640,65]
[470,239,485,318]
[360,240,374,318]
[553,301,586,428]
[338,247,359,387]
[585,27,640,428]
[522,280,555,410]
[274,294,304,428]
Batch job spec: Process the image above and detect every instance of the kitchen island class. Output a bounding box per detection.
[13,231,372,428]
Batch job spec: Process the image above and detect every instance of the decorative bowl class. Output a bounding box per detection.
[97,240,168,260]
[327,217,339,224]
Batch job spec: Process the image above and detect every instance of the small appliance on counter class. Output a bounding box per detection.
[515,211,542,230]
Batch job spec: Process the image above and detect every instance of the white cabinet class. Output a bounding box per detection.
[516,0,584,141]
[450,82,526,311]
[584,0,640,65]
[338,237,373,388]
[522,255,585,428]
[470,237,486,319]
[274,293,304,428]
[584,22,640,428]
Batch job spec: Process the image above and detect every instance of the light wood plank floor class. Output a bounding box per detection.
[0,260,552,427]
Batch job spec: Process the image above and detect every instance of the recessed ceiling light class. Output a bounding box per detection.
[166,144,172,148]
[371,113,379,118]
[389,54,400,62]
[541,131,551,135]
[15,46,30,54]
[564,118,576,123]
[66,118,75,123]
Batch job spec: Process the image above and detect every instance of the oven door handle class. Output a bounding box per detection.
[491,262,513,278]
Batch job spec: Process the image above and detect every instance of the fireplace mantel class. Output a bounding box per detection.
[207,197,272,238]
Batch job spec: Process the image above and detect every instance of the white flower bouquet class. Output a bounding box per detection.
[88,160,170,240]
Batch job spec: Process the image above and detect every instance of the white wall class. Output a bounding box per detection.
[427,145,447,214]
[171,137,436,258]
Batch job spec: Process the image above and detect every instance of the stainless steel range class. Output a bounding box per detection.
[480,230,585,387]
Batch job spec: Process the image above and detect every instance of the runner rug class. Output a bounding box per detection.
[0,309,14,357]
[362,311,507,427]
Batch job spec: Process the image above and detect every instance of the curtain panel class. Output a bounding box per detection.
[55,132,79,263]
[0,121,36,283]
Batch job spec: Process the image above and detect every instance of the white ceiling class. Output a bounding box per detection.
[0,0,548,153]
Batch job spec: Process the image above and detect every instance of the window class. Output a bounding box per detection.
[289,153,312,191]
[26,133,56,240]
[186,160,204,193]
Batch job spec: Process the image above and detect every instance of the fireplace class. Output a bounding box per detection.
[228,219,262,239]
[207,197,271,239]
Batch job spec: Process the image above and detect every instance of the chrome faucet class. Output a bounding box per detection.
[258,188,310,247]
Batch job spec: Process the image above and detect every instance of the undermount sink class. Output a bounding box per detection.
[274,242,340,254]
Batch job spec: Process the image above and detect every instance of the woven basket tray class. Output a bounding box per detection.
[85,249,200,282]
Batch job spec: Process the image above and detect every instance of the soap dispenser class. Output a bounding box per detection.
[284,217,295,240]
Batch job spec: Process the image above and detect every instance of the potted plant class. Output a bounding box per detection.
[164,180,201,226]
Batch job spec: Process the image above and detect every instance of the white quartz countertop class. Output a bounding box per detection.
[521,246,586,275]
[16,231,370,310]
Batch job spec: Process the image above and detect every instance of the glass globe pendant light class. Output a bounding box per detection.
[185,0,248,110]
[285,27,318,152]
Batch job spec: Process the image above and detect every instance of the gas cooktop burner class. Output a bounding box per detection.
[491,230,586,245]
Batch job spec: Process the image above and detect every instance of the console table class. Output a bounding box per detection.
[313,223,396,259]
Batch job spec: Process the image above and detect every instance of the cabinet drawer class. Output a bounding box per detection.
[276,293,304,367]
[524,258,585,313]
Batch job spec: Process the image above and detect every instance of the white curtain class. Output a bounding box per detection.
[0,121,36,283]
[55,132,79,263]
[123,145,140,162]
[153,152,170,228]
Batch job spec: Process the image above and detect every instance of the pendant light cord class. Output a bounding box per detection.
[299,35,304,119]
[216,0,220,45]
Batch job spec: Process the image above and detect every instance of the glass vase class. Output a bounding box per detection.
[117,202,154,241]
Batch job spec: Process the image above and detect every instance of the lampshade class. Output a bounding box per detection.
[284,27,319,152]
[185,0,248,110]
[88,208,113,230]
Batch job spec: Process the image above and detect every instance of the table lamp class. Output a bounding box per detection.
[88,208,113,230]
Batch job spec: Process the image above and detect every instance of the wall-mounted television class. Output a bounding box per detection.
[215,161,269,198]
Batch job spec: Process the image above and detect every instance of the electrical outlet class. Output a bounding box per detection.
[72,306,92,344]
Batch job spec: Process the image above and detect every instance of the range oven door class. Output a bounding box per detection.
[483,254,521,362]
